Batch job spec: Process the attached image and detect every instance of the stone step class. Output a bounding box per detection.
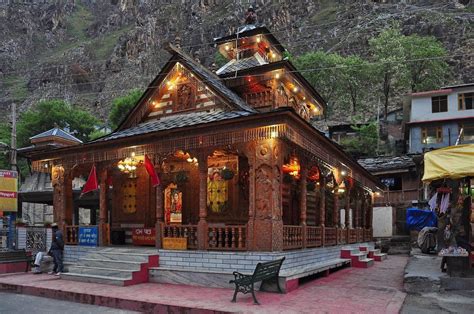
[86,252,151,263]
[68,265,136,279]
[77,258,143,270]
[352,258,374,268]
[340,248,360,259]
[61,272,128,286]
[97,247,158,255]
[373,253,388,262]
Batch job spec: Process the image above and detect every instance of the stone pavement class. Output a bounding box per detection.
[0,255,408,313]
[402,248,474,314]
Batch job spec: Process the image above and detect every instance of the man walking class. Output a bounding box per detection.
[49,223,64,275]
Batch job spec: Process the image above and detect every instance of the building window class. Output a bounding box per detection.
[460,122,474,142]
[380,176,402,191]
[421,127,442,144]
[458,92,473,110]
[431,95,448,113]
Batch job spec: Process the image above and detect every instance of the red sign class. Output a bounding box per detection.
[132,228,156,246]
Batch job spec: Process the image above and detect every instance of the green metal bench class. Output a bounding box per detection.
[229,257,285,305]
[0,249,32,272]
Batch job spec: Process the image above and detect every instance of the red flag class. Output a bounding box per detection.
[81,165,98,196]
[144,154,160,187]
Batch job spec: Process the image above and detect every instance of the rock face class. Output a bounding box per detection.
[0,0,472,122]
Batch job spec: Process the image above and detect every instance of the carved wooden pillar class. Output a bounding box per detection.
[245,144,256,251]
[52,166,72,230]
[355,191,361,231]
[320,177,326,246]
[155,161,164,248]
[197,153,208,250]
[252,139,283,251]
[300,165,308,248]
[99,168,108,246]
[345,189,351,243]
[333,192,339,228]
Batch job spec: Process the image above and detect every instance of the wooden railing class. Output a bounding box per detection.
[65,225,79,245]
[306,226,322,248]
[356,228,364,243]
[348,229,357,244]
[364,228,372,242]
[375,189,419,206]
[162,224,198,249]
[283,225,303,250]
[207,225,247,251]
[324,227,337,246]
[244,90,274,108]
[337,228,347,245]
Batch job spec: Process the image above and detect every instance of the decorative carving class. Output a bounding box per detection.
[51,166,64,186]
[176,83,195,111]
[255,164,273,219]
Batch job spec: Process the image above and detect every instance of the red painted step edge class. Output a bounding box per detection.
[124,254,159,286]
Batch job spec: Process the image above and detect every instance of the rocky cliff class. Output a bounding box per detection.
[0,0,472,123]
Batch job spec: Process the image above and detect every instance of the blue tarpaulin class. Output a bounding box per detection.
[406,207,438,231]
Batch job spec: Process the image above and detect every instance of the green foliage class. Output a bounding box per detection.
[17,100,99,147]
[109,89,142,129]
[293,51,346,116]
[369,26,449,118]
[294,51,374,114]
[88,129,109,141]
[402,35,449,92]
[339,123,379,158]
[66,1,94,41]
[0,123,11,170]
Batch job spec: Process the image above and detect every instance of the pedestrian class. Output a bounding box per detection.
[440,221,456,272]
[48,223,64,275]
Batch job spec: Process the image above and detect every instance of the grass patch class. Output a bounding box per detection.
[90,25,133,60]
[66,0,94,41]
[2,75,28,101]
[311,1,338,25]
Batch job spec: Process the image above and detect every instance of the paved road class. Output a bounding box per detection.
[0,292,139,314]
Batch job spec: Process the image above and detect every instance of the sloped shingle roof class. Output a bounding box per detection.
[358,155,415,173]
[30,127,83,143]
[96,110,254,142]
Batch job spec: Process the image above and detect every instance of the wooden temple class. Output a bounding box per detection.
[23,25,382,252]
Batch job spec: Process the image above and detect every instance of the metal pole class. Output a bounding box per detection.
[10,102,17,171]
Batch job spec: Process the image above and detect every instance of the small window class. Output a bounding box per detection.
[380,176,402,191]
[460,122,474,142]
[422,127,443,144]
[432,95,448,113]
[458,93,474,110]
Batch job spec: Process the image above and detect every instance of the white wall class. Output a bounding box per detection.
[373,206,393,238]
[410,86,474,123]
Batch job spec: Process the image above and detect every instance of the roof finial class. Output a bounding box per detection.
[244,6,257,25]
[174,36,182,49]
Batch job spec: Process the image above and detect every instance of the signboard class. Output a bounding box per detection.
[163,237,187,250]
[78,226,98,246]
[0,170,18,212]
[132,228,156,246]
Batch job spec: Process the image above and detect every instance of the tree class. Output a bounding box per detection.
[339,123,379,158]
[369,27,408,120]
[17,100,99,147]
[339,55,374,113]
[0,123,10,170]
[402,34,449,92]
[109,89,142,129]
[293,51,347,117]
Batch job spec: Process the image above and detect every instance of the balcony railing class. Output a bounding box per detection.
[356,228,364,243]
[162,224,198,249]
[283,225,303,250]
[244,90,274,109]
[376,189,419,206]
[364,228,372,242]
[348,229,357,244]
[208,225,247,251]
[306,226,322,248]
[337,228,347,245]
[324,227,337,246]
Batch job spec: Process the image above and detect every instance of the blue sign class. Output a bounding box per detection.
[78,226,98,247]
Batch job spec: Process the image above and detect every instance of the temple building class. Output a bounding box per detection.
[22,23,382,253]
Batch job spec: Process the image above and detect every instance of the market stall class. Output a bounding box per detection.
[422,144,474,277]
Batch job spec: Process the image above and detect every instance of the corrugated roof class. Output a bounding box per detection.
[30,127,83,143]
[96,110,254,142]
[358,156,415,173]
